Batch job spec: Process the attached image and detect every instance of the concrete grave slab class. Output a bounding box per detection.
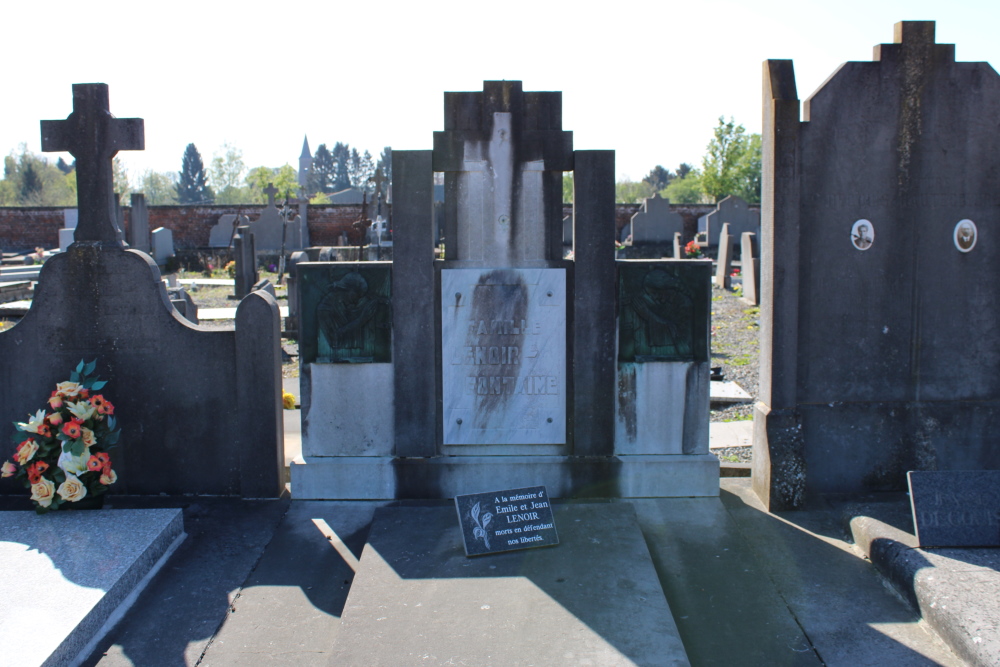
[710,380,752,403]
[329,503,689,666]
[0,509,184,667]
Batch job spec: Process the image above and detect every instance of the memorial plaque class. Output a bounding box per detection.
[299,263,392,364]
[441,268,566,445]
[455,486,559,557]
[618,261,710,363]
[908,470,1000,547]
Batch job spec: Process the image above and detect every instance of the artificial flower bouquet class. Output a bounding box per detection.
[2,360,120,513]
[684,240,703,259]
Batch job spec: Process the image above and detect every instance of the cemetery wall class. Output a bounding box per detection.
[0,207,65,250]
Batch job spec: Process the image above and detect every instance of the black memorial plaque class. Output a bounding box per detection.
[908,470,1000,547]
[455,486,559,557]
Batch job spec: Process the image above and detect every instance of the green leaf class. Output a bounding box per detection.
[83,379,94,389]
[62,441,73,453]
[107,416,116,430]
[75,360,85,373]
[84,360,96,376]
[106,430,120,445]
[71,439,84,456]
[91,380,106,391]
[70,371,80,383]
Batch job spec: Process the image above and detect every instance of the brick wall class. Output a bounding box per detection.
[1,202,748,252]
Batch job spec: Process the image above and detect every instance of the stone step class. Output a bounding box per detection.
[0,509,185,667]
[329,503,690,666]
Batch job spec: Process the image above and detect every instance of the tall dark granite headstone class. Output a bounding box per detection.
[128,192,150,253]
[0,84,283,499]
[740,232,759,306]
[233,225,258,299]
[754,22,1000,510]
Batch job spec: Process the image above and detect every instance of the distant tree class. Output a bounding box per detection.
[642,165,672,192]
[175,143,214,204]
[112,157,131,202]
[700,117,761,204]
[55,157,74,174]
[138,169,179,205]
[309,143,336,194]
[245,165,299,204]
[0,146,77,206]
[615,178,655,204]
[562,173,573,203]
[331,142,351,191]
[208,143,249,204]
[662,171,707,204]
[375,146,392,191]
[675,163,693,180]
[350,149,376,191]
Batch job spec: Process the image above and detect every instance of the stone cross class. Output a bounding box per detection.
[40,84,144,244]
[263,183,279,207]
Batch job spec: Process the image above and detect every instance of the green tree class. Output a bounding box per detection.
[137,169,179,205]
[331,142,351,191]
[245,165,299,204]
[642,165,672,192]
[209,142,248,204]
[562,173,573,203]
[375,147,392,189]
[0,146,77,206]
[309,143,335,194]
[700,117,761,204]
[112,157,131,202]
[349,149,376,191]
[615,178,655,204]
[662,171,707,204]
[675,162,693,180]
[175,143,214,204]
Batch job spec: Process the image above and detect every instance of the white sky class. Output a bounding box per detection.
[3,0,998,183]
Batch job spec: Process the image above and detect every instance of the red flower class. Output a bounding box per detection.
[87,455,103,472]
[62,419,83,440]
[36,423,52,439]
[79,389,89,400]
[47,391,63,409]
[27,460,49,484]
[92,396,115,416]
[96,452,111,466]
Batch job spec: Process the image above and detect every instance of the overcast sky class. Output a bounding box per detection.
[3,0,997,184]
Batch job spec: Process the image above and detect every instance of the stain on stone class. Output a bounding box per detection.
[617,364,637,442]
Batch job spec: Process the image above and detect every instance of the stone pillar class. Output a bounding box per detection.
[741,232,760,306]
[714,223,733,289]
[572,150,617,457]
[233,225,258,299]
[129,193,150,253]
[673,232,682,259]
[392,150,437,457]
[753,59,804,511]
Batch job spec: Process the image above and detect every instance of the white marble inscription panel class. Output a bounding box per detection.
[442,268,566,445]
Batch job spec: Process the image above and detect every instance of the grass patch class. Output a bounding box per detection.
[731,355,752,366]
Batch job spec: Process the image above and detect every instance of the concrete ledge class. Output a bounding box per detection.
[0,508,185,667]
[291,455,720,499]
[849,510,1000,667]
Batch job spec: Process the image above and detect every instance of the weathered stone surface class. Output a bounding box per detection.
[755,22,1000,507]
[300,363,393,458]
[740,231,760,305]
[328,504,690,666]
[908,470,1000,547]
[232,225,256,299]
[615,362,710,456]
[441,268,566,445]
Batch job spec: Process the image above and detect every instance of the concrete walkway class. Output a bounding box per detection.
[66,479,969,667]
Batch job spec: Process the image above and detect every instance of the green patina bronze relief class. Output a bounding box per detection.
[617,261,709,363]
[300,262,392,364]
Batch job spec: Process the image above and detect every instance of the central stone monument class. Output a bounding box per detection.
[292,81,718,499]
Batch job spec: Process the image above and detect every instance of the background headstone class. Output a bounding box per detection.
[128,192,150,253]
[630,193,684,244]
[740,232,759,305]
[233,225,257,299]
[150,227,174,266]
[701,195,760,249]
[714,223,733,288]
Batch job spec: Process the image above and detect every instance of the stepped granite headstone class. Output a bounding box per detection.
[233,225,257,299]
[754,22,1000,510]
[0,83,283,499]
[630,193,684,244]
[292,80,717,499]
[701,195,760,249]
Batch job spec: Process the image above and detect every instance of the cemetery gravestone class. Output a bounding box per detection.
[908,471,1000,547]
[673,232,682,259]
[150,227,173,266]
[59,208,78,252]
[714,223,733,289]
[292,80,717,500]
[630,193,684,244]
[741,232,759,305]
[233,225,257,299]
[242,184,304,252]
[700,195,760,250]
[0,83,283,499]
[754,22,1000,510]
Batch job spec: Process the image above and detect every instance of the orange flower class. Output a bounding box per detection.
[61,420,83,440]
[1,460,15,478]
[14,438,37,466]
[47,391,63,409]
[47,412,63,426]
[80,389,89,400]
[36,423,52,439]
[96,452,111,466]
[27,460,49,484]
[90,395,107,410]
[87,455,103,472]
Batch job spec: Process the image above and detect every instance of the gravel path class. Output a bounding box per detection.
[709,281,759,463]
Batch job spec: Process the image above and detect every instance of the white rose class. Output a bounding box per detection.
[57,473,88,503]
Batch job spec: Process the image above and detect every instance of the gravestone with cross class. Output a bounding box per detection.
[292,81,718,500]
[40,84,143,245]
[0,83,284,499]
[244,182,304,251]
